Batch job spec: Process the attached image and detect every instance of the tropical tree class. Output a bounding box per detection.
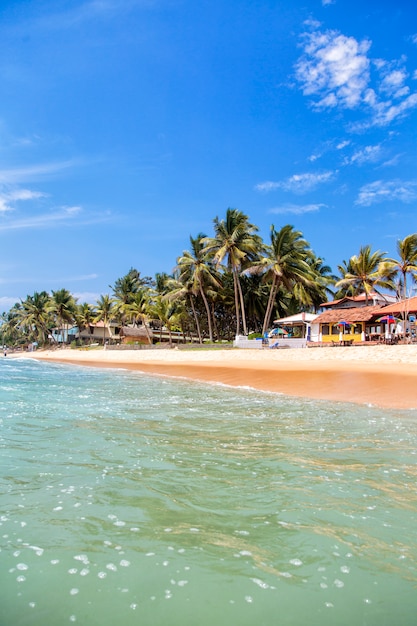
[248,224,314,334]
[334,258,358,299]
[125,290,153,344]
[203,209,262,337]
[94,294,115,346]
[17,291,52,345]
[49,289,77,344]
[379,234,417,300]
[75,302,96,344]
[147,295,180,347]
[176,234,222,342]
[293,253,336,312]
[111,268,143,324]
[335,245,394,304]
[240,273,269,334]
[164,275,204,344]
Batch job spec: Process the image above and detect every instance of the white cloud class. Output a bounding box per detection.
[336,140,350,150]
[295,28,371,109]
[256,171,335,194]
[269,203,325,215]
[295,25,417,127]
[255,181,280,193]
[322,0,336,5]
[355,180,417,206]
[344,144,381,166]
[0,189,47,213]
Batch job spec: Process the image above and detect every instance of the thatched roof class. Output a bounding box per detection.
[314,305,385,325]
[119,326,153,339]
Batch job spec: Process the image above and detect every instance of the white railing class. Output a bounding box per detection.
[233,336,307,349]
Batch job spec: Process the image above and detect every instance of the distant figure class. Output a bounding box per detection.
[3,348,7,357]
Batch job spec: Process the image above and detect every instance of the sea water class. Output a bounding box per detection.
[1,358,417,626]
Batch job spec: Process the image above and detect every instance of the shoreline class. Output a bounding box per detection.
[12,344,417,410]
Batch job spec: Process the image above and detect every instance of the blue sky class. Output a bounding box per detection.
[1,0,417,310]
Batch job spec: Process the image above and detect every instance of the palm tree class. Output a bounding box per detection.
[94,294,115,346]
[203,209,262,337]
[335,245,394,304]
[248,224,314,335]
[17,291,52,345]
[379,234,417,300]
[294,253,336,312]
[148,295,180,347]
[176,234,222,342]
[111,268,143,325]
[164,274,204,344]
[334,258,358,299]
[75,302,96,344]
[49,289,77,345]
[125,290,153,344]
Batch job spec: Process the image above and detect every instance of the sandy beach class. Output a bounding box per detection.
[13,344,417,410]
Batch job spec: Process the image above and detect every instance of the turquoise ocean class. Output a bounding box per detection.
[1,357,417,626]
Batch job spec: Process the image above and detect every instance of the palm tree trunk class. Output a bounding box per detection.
[141,316,152,345]
[233,269,241,337]
[262,276,278,335]
[211,302,220,341]
[199,282,213,342]
[189,295,202,344]
[237,275,248,335]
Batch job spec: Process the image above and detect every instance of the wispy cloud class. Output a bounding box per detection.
[344,144,381,166]
[322,0,336,6]
[295,24,417,127]
[336,140,350,150]
[355,179,417,205]
[0,295,19,310]
[0,189,47,213]
[0,160,77,184]
[26,0,152,32]
[72,291,101,305]
[0,205,112,232]
[255,171,335,194]
[269,203,325,215]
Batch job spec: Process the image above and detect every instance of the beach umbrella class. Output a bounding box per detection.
[337,320,354,334]
[270,327,288,336]
[376,315,399,324]
[337,320,352,327]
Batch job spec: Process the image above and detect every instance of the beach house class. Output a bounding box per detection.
[312,293,398,344]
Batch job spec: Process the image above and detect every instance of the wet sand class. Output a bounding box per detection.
[15,344,417,410]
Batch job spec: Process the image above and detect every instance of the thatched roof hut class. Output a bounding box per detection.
[119,326,153,344]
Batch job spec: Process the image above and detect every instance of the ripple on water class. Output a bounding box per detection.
[1,360,417,625]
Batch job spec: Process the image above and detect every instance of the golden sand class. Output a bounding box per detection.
[14,344,417,410]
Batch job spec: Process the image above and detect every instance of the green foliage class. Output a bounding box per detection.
[3,215,416,347]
